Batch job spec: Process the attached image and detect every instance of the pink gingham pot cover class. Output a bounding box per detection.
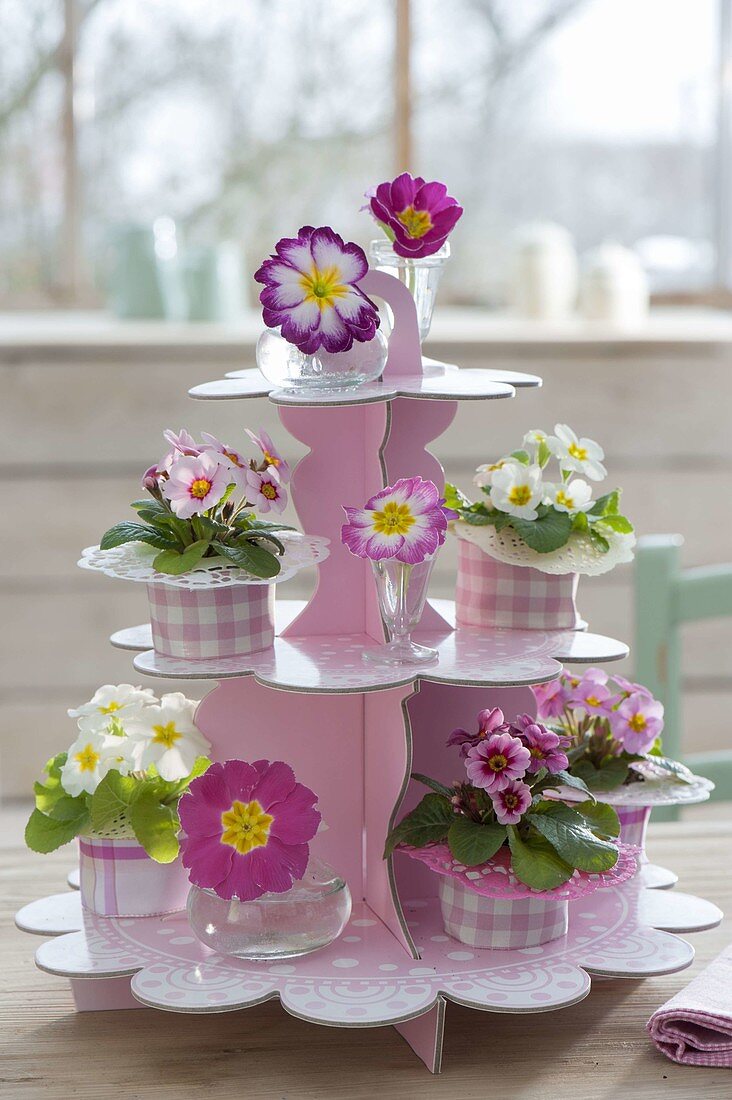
[438,876,569,949]
[455,540,581,631]
[79,838,190,917]
[147,581,275,660]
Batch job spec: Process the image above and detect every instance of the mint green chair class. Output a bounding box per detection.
[634,535,732,815]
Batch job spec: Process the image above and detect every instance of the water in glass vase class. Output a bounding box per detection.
[187,856,352,960]
[256,328,388,393]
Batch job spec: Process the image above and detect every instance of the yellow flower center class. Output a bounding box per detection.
[568,442,588,461]
[190,478,212,499]
[99,701,122,714]
[75,744,100,772]
[372,501,415,536]
[586,695,601,707]
[503,792,520,809]
[263,451,280,468]
[628,713,647,732]
[488,753,508,772]
[299,265,348,311]
[224,449,244,468]
[508,485,532,506]
[261,482,278,500]
[151,722,182,749]
[397,204,433,239]
[220,800,273,855]
[556,489,573,508]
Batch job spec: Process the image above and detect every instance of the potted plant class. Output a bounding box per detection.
[365,172,463,342]
[384,707,631,949]
[533,669,713,852]
[445,425,635,630]
[25,684,211,917]
[82,428,328,661]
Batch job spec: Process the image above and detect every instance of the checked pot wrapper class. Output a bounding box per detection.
[438,877,569,949]
[455,540,580,631]
[79,838,190,918]
[147,582,276,660]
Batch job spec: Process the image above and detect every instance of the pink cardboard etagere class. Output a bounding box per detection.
[16,271,722,1073]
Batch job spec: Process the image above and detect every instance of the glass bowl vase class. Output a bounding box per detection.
[187,856,352,960]
[256,328,388,393]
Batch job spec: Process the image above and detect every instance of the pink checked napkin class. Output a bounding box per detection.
[647,945,732,1067]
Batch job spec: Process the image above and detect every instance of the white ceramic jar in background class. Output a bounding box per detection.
[579,243,649,325]
[507,222,578,320]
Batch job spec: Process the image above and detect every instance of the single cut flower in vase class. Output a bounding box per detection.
[341,476,455,665]
[366,172,463,342]
[254,225,387,392]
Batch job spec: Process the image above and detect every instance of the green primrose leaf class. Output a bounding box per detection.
[447,817,507,866]
[383,793,454,858]
[507,827,574,889]
[571,757,630,791]
[410,772,454,798]
[588,489,620,517]
[241,531,286,556]
[510,450,531,465]
[588,527,611,553]
[153,539,210,575]
[128,789,180,863]
[212,539,281,578]
[595,514,634,534]
[25,807,89,853]
[572,799,620,839]
[537,439,552,467]
[509,509,573,553]
[89,771,138,833]
[542,767,596,800]
[100,522,177,552]
[527,802,619,872]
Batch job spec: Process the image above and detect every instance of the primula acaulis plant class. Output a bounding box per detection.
[100,428,294,577]
[26,684,211,863]
[533,668,695,792]
[384,707,621,891]
[445,424,633,555]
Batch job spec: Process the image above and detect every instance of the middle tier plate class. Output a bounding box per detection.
[130,608,628,693]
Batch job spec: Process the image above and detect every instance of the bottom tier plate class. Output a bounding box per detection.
[17,880,721,1026]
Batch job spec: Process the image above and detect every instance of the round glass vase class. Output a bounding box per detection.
[256,328,388,393]
[368,239,449,342]
[187,856,352,961]
[363,556,438,665]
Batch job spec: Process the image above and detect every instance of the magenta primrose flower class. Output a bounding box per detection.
[246,428,291,484]
[491,779,532,826]
[341,476,451,565]
[447,706,509,757]
[179,759,321,902]
[532,678,571,720]
[518,724,569,775]
[368,172,463,258]
[465,732,531,794]
[609,693,664,754]
[254,225,380,355]
[162,452,231,519]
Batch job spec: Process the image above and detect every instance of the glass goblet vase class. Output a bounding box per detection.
[363,556,438,665]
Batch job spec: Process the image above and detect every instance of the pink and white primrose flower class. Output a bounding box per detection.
[245,468,287,514]
[446,707,510,757]
[569,676,614,717]
[368,172,463,259]
[612,674,653,699]
[162,452,231,519]
[199,432,251,493]
[254,226,380,355]
[178,759,321,902]
[158,427,202,472]
[341,477,451,565]
[491,779,532,826]
[246,428,291,484]
[609,693,664,754]
[516,723,569,775]
[532,678,572,720]
[465,732,531,794]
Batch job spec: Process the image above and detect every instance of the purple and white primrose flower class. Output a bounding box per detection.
[245,468,288,514]
[368,172,463,258]
[254,226,380,355]
[162,452,231,519]
[341,477,453,565]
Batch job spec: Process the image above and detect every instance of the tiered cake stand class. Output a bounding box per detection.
[16,271,722,1073]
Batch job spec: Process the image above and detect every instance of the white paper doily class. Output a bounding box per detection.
[558,760,714,808]
[453,520,635,577]
[78,531,330,589]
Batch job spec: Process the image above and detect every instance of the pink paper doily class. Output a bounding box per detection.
[396,841,638,900]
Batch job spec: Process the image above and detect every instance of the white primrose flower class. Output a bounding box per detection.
[60,729,135,797]
[69,684,158,733]
[490,463,544,520]
[523,429,547,448]
[126,693,211,782]
[474,457,519,489]
[547,479,593,514]
[547,424,607,482]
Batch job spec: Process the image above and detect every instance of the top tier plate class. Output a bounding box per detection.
[188,361,541,408]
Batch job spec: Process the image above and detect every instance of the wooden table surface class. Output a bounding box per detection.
[2,814,730,1099]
